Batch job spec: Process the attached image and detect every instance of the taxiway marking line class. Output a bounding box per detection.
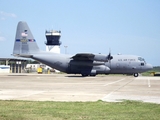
[102,78,134,100]
[103,78,126,86]
[148,78,151,87]
[13,91,45,100]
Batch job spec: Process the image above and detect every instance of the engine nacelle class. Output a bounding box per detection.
[93,54,108,62]
[70,60,105,66]
[93,54,113,62]
[92,65,110,74]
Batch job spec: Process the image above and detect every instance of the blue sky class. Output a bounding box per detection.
[0,0,160,66]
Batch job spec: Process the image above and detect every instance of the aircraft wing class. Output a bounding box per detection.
[71,53,111,62]
[71,53,95,61]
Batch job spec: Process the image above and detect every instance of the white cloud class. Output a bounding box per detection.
[0,11,17,20]
[0,37,6,41]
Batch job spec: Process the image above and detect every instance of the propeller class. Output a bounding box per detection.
[107,49,113,68]
[107,49,113,61]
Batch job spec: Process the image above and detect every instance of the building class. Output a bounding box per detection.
[0,58,27,73]
[45,30,61,53]
[45,30,62,72]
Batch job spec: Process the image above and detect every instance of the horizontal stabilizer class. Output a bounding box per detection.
[12,54,33,58]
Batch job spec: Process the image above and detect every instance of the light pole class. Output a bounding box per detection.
[64,46,68,54]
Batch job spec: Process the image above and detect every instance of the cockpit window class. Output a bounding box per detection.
[138,57,146,64]
[141,63,144,66]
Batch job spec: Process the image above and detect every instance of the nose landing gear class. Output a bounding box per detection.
[134,73,139,77]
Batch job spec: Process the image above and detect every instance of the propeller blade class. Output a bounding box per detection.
[107,49,113,60]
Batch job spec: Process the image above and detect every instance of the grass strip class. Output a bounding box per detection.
[0,100,160,120]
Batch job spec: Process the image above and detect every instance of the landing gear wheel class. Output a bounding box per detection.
[134,73,139,77]
[81,74,88,77]
[90,74,96,77]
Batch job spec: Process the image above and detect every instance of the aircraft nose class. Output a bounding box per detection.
[146,64,153,70]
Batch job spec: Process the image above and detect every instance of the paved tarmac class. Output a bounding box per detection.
[0,73,160,104]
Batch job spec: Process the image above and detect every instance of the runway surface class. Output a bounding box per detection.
[0,73,160,104]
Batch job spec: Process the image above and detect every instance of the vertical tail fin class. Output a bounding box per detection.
[13,21,40,55]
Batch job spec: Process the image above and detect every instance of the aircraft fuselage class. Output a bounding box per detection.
[31,52,152,77]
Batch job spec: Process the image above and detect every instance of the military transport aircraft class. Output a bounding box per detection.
[13,21,153,77]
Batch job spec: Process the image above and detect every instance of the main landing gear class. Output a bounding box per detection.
[81,74,96,77]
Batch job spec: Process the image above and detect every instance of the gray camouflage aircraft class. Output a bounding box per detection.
[13,21,153,77]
